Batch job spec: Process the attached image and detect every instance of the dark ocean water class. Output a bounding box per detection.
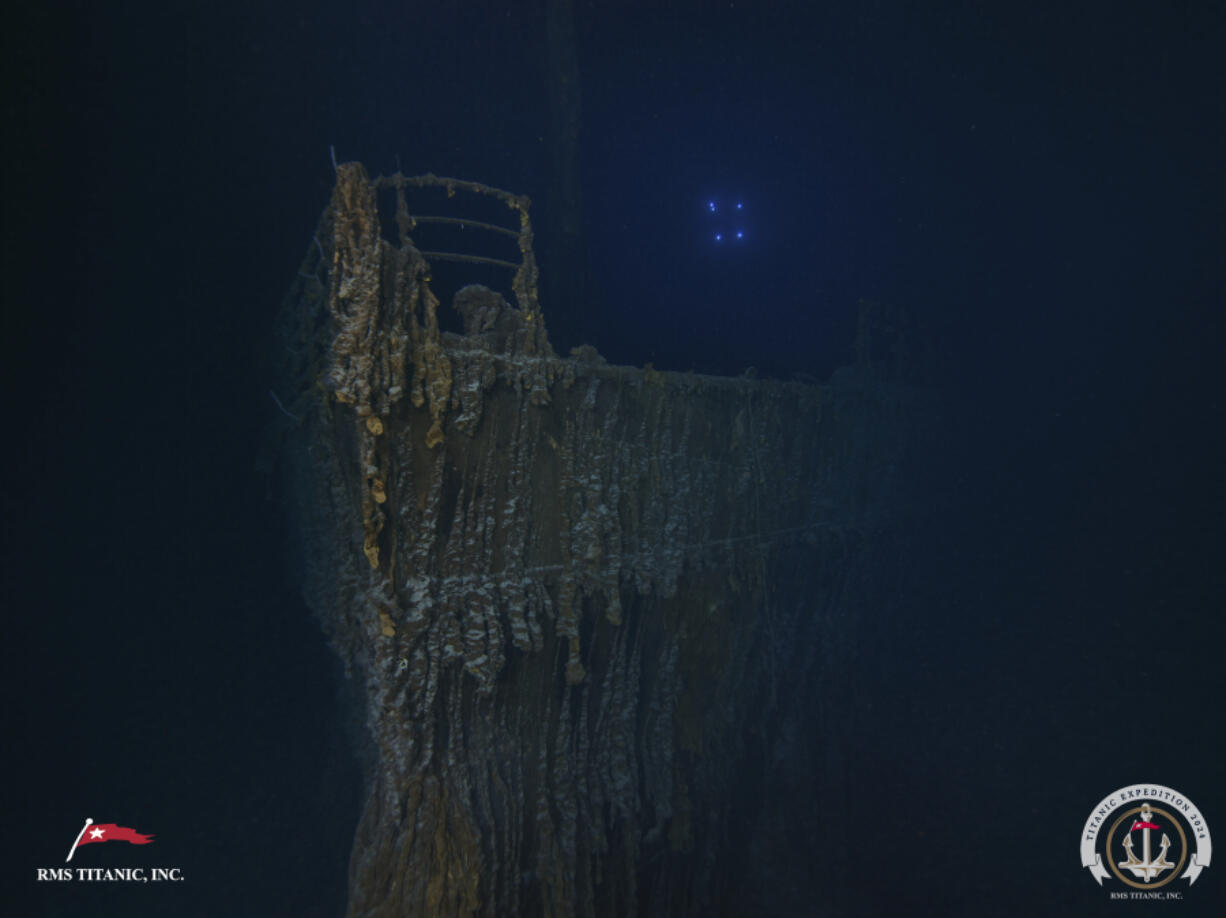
[4,1,1222,915]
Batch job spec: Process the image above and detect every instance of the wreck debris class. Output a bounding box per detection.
[273,163,917,916]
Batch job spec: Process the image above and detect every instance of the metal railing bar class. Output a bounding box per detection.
[410,215,520,240]
[419,251,521,271]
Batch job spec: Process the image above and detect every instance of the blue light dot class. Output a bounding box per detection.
[736,230,744,239]
[714,233,723,242]
[736,202,744,210]
[708,201,717,212]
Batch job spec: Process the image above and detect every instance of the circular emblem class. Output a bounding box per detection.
[1081,784,1212,891]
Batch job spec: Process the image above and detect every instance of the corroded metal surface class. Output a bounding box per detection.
[273,164,916,916]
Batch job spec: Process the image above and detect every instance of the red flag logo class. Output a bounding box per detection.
[66,818,155,862]
[1130,819,1161,832]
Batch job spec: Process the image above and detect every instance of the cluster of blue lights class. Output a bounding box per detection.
[705,198,748,244]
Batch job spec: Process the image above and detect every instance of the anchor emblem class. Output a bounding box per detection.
[1117,804,1176,883]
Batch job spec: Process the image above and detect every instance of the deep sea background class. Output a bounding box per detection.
[3,1,1222,915]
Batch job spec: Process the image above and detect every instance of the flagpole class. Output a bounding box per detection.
[65,818,93,863]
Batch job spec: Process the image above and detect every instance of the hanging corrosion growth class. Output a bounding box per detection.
[273,162,919,917]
